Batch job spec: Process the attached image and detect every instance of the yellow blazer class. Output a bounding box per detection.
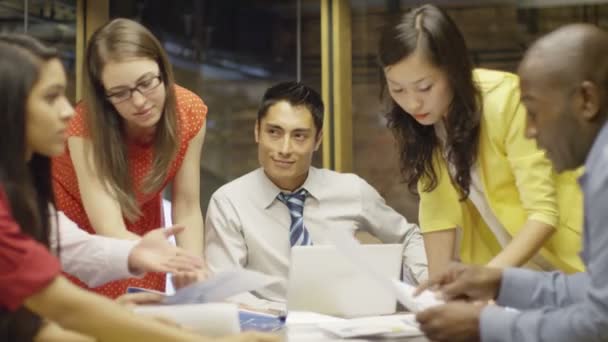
[418,68,584,273]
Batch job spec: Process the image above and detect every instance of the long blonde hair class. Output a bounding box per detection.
[84,18,178,221]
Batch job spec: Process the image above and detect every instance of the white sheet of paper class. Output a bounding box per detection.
[391,278,444,312]
[323,228,443,313]
[134,303,240,336]
[162,268,281,305]
[286,311,345,326]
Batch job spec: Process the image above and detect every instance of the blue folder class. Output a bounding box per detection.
[239,310,285,332]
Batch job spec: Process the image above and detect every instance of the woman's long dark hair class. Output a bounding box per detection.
[378,5,481,199]
[0,35,60,342]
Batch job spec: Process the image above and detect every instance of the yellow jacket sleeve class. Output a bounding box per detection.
[499,76,559,229]
[418,154,461,233]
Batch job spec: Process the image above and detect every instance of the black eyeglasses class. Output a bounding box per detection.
[105,75,163,104]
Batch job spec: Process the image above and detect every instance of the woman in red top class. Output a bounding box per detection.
[53,18,207,297]
[0,34,279,342]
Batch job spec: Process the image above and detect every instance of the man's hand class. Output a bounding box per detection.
[116,292,165,307]
[416,301,484,342]
[128,225,205,275]
[415,263,503,302]
[172,268,210,290]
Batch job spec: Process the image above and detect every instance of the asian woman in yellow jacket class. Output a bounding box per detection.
[378,4,583,277]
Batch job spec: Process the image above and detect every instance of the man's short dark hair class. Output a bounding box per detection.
[257,81,324,135]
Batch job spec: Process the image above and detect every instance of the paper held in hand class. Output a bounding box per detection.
[127,268,282,305]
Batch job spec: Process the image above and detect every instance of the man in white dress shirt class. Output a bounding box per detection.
[205,82,427,308]
[53,209,203,288]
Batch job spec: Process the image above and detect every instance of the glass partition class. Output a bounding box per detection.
[0,0,77,100]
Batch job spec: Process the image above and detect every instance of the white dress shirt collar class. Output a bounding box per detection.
[255,167,322,209]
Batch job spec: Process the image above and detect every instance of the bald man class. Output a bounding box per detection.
[412,24,608,342]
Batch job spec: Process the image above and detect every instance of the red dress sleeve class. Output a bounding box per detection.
[66,102,90,138]
[0,190,61,311]
[175,85,207,142]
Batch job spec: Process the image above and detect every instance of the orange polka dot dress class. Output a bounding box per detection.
[52,85,207,299]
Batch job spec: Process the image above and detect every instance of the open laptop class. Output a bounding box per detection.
[286,244,403,318]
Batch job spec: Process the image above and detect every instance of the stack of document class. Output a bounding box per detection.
[318,314,422,339]
[285,311,422,339]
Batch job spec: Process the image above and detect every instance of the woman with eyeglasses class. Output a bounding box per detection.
[52,18,208,298]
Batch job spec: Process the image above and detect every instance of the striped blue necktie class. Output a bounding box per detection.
[277,188,313,247]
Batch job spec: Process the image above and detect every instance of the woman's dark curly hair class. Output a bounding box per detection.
[378,4,482,199]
